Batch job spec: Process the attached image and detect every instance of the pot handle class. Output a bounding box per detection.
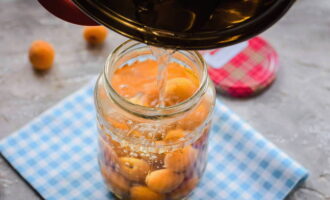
[38,0,98,26]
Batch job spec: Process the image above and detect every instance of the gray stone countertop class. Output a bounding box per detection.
[0,0,329,199]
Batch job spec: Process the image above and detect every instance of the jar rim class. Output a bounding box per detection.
[102,40,209,119]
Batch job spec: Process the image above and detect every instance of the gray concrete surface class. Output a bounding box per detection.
[0,0,329,199]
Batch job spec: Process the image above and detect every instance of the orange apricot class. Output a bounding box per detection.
[164,145,198,172]
[163,129,185,142]
[83,26,108,45]
[100,166,130,196]
[164,77,197,106]
[146,169,184,193]
[29,40,55,70]
[119,157,150,182]
[130,186,165,200]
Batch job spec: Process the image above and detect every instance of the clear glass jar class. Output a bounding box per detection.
[94,40,216,200]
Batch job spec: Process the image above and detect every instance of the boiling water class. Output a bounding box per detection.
[149,46,175,108]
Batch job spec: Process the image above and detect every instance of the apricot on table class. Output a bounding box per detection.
[130,186,165,200]
[146,169,184,193]
[164,77,197,106]
[83,26,108,45]
[29,40,55,71]
[119,157,150,182]
[164,145,198,172]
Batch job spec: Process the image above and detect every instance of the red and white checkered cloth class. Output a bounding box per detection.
[202,37,279,98]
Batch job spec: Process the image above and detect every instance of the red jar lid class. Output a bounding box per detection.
[201,37,279,98]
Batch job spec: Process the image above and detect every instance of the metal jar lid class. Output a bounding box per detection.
[202,37,279,98]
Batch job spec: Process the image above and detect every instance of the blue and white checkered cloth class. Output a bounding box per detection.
[0,79,308,200]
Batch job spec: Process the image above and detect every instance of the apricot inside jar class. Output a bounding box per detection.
[95,41,215,200]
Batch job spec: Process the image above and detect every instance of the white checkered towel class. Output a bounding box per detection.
[0,79,308,200]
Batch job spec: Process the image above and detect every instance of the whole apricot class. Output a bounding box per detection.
[146,169,184,193]
[83,26,108,45]
[130,186,164,200]
[119,157,150,182]
[164,145,198,172]
[28,40,55,70]
[164,77,197,106]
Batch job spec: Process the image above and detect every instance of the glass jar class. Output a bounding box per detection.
[94,40,216,200]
